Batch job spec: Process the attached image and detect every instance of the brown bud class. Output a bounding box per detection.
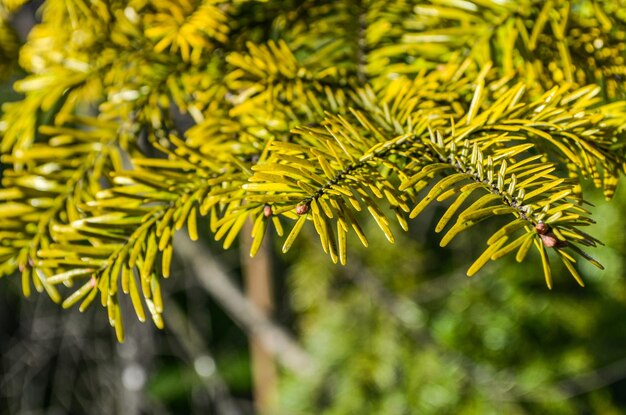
[90,276,97,288]
[263,205,272,217]
[540,233,558,247]
[296,203,309,215]
[535,222,549,235]
[540,232,567,248]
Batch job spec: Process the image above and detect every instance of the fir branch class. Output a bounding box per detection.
[145,0,230,63]
[243,78,614,286]
[2,0,626,341]
[38,127,267,339]
[0,118,122,299]
[225,39,353,126]
[402,0,626,98]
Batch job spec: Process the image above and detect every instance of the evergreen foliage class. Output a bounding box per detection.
[1,0,625,342]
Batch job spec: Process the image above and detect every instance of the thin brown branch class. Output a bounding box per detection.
[174,233,314,375]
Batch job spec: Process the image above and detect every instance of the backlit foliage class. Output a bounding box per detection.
[1,0,625,340]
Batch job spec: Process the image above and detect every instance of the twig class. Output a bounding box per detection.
[173,233,314,375]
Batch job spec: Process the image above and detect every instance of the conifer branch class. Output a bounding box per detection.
[2,0,626,338]
[243,78,616,286]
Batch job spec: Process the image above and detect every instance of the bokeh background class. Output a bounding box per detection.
[2,2,626,415]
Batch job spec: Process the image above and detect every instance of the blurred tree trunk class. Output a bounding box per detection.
[240,222,277,414]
